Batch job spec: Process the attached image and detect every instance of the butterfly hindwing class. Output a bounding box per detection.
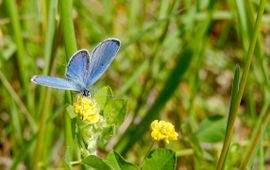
[65,49,90,88]
[31,75,80,91]
[85,38,120,88]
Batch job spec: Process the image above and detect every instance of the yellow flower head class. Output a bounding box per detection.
[73,96,100,123]
[150,120,178,143]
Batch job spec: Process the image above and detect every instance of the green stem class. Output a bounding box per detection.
[0,70,36,131]
[32,0,57,169]
[4,0,34,121]
[216,0,266,169]
[176,149,194,157]
[240,98,270,169]
[60,0,77,57]
[60,0,77,161]
[70,160,82,165]
[4,0,28,88]
[140,141,155,168]
[41,0,48,35]
[32,90,52,169]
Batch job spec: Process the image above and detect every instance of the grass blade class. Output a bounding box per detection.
[216,65,240,169]
[0,70,36,131]
[60,0,78,163]
[216,0,267,168]
[4,0,28,88]
[60,0,77,57]
[32,0,58,169]
[9,134,37,170]
[227,65,240,129]
[240,96,270,169]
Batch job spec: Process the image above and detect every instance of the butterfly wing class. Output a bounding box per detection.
[31,75,80,91]
[85,38,121,88]
[65,49,90,88]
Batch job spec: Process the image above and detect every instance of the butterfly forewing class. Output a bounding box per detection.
[31,76,80,91]
[65,50,90,88]
[85,38,120,88]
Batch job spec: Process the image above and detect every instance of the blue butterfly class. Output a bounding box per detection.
[31,38,121,96]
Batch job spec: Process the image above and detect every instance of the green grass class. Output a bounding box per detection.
[1,0,270,169]
[217,0,266,168]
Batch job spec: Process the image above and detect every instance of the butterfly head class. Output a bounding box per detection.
[82,89,90,97]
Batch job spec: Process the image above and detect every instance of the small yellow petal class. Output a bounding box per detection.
[85,114,100,124]
[151,120,158,129]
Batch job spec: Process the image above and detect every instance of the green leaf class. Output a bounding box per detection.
[193,115,226,143]
[1,38,16,60]
[93,86,127,126]
[103,99,127,126]
[99,126,115,146]
[227,65,240,131]
[142,149,176,170]
[82,155,112,170]
[105,151,137,170]
[93,86,113,109]
[94,86,127,126]
[66,105,77,119]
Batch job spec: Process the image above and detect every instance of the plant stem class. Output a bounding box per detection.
[4,0,34,120]
[216,0,266,169]
[176,149,194,157]
[140,141,155,168]
[60,0,77,56]
[32,1,57,169]
[0,70,36,131]
[32,90,53,169]
[70,160,82,165]
[60,0,77,161]
[4,0,28,88]
[240,99,270,169]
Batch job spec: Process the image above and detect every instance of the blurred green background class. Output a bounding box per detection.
[1,0,270,169]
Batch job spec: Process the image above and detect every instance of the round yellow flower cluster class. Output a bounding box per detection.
[151,120,178,143]
[73,96,100,123]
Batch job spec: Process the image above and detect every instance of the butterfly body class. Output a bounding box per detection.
[31,38,121,96]
[82,89,90,97]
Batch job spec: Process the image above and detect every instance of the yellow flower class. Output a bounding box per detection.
[150,120,178,143]
[73,96,100,123]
